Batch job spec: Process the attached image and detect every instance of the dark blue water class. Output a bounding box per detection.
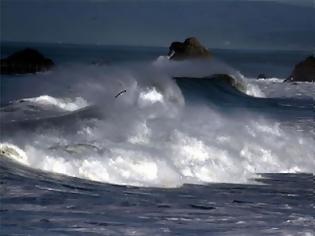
[1,158,314,236]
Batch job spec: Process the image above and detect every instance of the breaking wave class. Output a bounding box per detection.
[1,59,314,188]
[21,95,88,111]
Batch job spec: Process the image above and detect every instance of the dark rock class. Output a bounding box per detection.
[168,37,211,60]
[257,73,267,80]
[0,48,54,75]
[284,56,315,82]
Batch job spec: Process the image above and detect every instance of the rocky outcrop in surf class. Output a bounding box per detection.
[0,48,54,75]
[168,37,211,60]
[257,73,267,80]
[284,56,315,82]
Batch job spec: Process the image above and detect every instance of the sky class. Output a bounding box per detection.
[1,0,315,50]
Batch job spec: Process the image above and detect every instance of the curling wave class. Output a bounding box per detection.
[1,61,314,188]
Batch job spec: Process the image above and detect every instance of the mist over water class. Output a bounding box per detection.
[1,58,314,188]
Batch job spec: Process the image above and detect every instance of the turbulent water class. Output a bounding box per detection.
[0,43,314,235]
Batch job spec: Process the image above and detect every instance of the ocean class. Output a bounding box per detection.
[0,42,314,236]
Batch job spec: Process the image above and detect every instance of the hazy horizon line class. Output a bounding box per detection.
[1,40,314,53]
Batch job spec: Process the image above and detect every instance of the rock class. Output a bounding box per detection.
[257,73,267,80]
[168,37,211,60]
[0,48,54,75]
[284,56,315,82]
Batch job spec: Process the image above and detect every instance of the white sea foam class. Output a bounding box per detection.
[138,87,164,107]
[244,82,265,97]
[1,60,314,188]
[0,95,89,122]
[250,77,315,99]
[1,110,315,188]
[257,77,284,83]
[22,95,88,111]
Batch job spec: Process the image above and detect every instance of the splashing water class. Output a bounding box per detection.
[1,59,314,188]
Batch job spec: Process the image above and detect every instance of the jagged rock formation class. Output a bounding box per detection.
[168,37,211,60]
[284,56,315,82]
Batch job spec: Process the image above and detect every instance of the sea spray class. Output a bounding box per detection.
[1,59,314,187]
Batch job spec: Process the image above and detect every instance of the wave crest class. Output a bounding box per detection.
[1,60,314,188]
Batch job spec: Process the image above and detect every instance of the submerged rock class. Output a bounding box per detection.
[284,56,315,82]
[257,73,267,80]
[168,37,211,60]
[0,48,54,75]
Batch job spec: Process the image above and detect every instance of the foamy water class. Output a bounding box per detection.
[1,59,314,188]
[22,95,88,111]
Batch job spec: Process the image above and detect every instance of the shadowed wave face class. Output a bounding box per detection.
[175,75,314,115]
